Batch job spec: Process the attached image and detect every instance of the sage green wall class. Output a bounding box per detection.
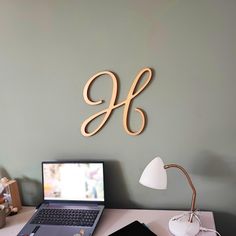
[1,0,236,234]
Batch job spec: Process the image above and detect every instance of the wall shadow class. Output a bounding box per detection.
[191,151,236,235]
[16,177,42,206]
[0,167,11,179]
[104,160,134,208]
[191,151,236,182]
[214,211,236,236]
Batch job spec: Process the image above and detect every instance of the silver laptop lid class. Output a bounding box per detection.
[42,161,105,203]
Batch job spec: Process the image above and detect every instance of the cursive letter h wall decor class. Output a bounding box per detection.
[81,67,153,137]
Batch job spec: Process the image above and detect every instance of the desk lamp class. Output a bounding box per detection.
[139,157,200,236]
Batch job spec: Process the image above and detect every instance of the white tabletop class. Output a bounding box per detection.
[94,208,216,236]
[0,207,217,235]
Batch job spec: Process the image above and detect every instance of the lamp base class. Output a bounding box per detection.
[168,212,200,236]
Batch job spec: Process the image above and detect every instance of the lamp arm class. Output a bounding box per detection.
[164,164,197,222]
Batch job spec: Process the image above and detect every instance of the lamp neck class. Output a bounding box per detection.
[164,164,197,222]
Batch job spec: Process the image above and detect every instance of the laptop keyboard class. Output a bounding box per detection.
[30,208,100,227]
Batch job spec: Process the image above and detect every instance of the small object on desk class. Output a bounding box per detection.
[108,220,157,236]
[0,177,22,211]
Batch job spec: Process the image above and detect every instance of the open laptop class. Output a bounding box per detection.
[18,161,105,236]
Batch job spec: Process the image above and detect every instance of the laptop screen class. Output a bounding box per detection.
[42,162,105,202]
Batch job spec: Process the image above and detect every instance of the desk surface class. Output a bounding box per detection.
[1,207,216,235]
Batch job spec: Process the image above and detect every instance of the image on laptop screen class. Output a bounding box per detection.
[42,162,104,202]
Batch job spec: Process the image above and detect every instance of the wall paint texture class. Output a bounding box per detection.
[0,0,236,234]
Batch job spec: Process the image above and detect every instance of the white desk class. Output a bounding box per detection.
[0,207,217,235]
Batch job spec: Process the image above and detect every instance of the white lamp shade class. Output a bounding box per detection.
[139,157,167,189]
